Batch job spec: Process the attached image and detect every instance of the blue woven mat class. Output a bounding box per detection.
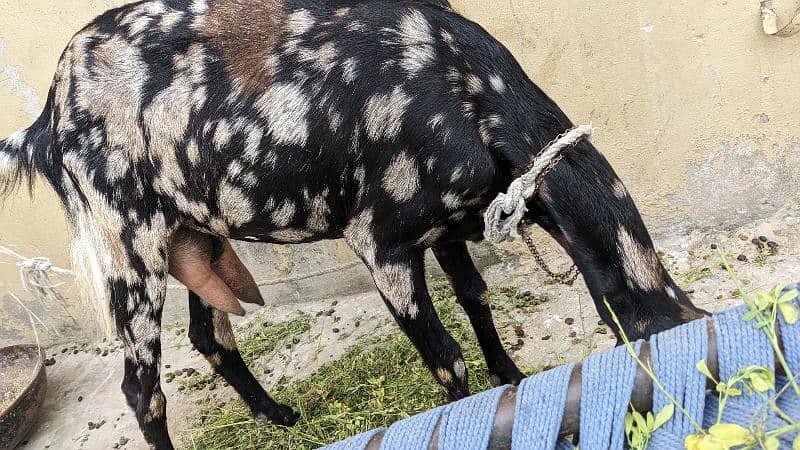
[322,283,800,450]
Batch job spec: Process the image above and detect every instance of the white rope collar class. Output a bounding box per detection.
[483,124,594,243]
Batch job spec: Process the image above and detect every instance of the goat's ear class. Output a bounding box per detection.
[211,239,265,306]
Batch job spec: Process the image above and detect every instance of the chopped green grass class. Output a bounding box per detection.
[179,315,312,394]
[681,266,713,284]
[238,315,312,365]
[752,248,777,266]
[180,371,218,393]
[182,282,529,449]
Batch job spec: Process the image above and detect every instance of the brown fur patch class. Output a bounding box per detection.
[212,310,238,351]
[436,367,454,385]
[196,0,286,97]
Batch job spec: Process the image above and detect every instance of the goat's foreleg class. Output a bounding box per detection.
[349,238,470,401]
[432,242,524,387]
[187,291,300,426]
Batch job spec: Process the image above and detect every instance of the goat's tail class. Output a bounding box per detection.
[1,115,116,339]
[0,131,41,200]
[0,113,52,201]
[0,111,116,338]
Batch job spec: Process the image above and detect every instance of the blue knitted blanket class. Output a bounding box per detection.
[322,283,800,450]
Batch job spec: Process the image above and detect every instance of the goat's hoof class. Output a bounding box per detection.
[489,365,524,387]
[254,404,300,427]
[445,387,470,403]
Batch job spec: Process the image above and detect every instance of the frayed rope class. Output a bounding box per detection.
[483,124,593,243]
[0,245,72,298]
[0,244,363,293]
[0,245,78,333]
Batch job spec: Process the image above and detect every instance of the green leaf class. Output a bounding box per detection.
[685,434,701,450]
[779,302,800,325]
[685,434,728,450]
[754,292,772,310]
[696,360,716,381]
[631,434,644,450]
[793,434,800,450]
[633,410,647,430]
[625,411,647,450]
[727,386,742,396]
[779,288,798,304]
[652,404,674,430]
[742,309,759,321]
[745,367,774,393]
[716,382,742,396]
[756,319,772,330]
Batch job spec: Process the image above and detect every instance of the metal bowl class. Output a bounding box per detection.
[0,345,47,450]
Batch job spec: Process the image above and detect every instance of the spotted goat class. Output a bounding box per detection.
[0,0,706,448]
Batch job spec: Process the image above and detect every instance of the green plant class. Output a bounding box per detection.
[180,371,219,393]
[610,249,800,450]
[238,315,311,365]
[625,404,674,450]
[500,287,551,313]
[180,315,311,394]
[753,252,768,266]
[718,250,799,397]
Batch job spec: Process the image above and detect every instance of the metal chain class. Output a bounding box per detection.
[522,229,580,286]
[518,128,583,286]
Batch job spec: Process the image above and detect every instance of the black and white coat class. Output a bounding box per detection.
[0,1,705,448]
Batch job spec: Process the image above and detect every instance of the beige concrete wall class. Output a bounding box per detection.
[0,2,126,343]
[1,1,798,341]
[454,0,800,231]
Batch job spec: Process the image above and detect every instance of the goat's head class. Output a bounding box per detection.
[523,138,707,342]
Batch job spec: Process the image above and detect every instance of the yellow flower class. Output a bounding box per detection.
[684,425,753,450]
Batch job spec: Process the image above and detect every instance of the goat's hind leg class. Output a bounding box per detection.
[92,213,176,449]
[187,291,300,426]
[113,274,173,449]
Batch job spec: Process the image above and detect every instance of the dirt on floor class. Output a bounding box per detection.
[13,207,800,450]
